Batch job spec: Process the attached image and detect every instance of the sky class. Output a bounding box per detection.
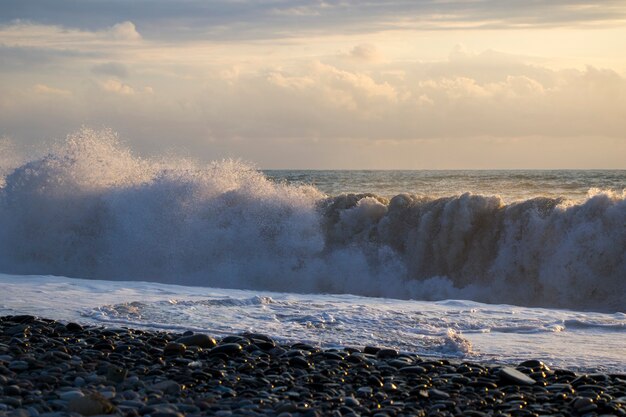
[1,0,625,169]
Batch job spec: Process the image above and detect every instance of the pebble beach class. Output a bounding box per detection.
[1,315,625,417]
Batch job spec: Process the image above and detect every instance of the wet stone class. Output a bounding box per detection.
[2,316,624,417]
[175,334,217,348]
[8,361,28,372]
[210,343,242,356]
[64,323,83,332]
[163,342,186,356]
[106,365,127,383]
[3,386,21,396]
[67,393,115,416]
[376,348,399,359]
[499,367,536,386]
[289,356,310,369]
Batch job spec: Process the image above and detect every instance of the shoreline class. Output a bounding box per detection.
[1,315,625,417]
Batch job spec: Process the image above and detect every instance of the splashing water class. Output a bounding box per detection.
[0,128,624,312]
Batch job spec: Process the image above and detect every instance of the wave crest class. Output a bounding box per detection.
[1,129,624,312]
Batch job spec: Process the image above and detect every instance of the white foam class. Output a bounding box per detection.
[2,274,625,372]
[0,129,624,312]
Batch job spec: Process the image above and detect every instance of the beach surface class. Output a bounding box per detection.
[2,314,626,417]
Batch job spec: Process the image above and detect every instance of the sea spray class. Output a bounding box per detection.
[0,128,624,312]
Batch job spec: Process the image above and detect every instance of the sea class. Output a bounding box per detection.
[0,130,625,373]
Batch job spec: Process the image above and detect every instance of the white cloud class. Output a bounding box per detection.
[109,21,141,41]
[349,44,383,62]
[32,84,72,96]
[101,79,136,95]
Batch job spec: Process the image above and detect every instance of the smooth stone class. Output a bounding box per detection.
[289,356,310,369]
[518,359,550,371]
[176,334,217,348]
[400,365,427,374]
[4,386,21,396]
[5,325,29,336]
[376,348,398,359]
[151,380,181,395]
[67,393,115,416]
[363,346,380,355]
[356,387,373,397]
[72,376,86,388]
[119,400,145,408]
[383,382,397,392]
[106,365,127,383]
[344,397,360,407]
[163,342,186,356]
[1,397,22,407]
[65,323,83,332]
[499,367,536,385]
[6,411,29,417]
[573,396,597,412]
[214,386,236,397]
[368,375,383,388]
[98,389,116,400]
[429,389,450,400]
[8,316,35,324]
[151,412,184,417]
[8,361,29,372]
[57,391,84,401]
[209,343,242,356]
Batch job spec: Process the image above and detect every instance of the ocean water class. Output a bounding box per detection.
[0,129,625,372]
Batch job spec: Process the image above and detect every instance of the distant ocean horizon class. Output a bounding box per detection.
[263,169,626,202]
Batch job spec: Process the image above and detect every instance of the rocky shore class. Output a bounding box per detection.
[1,315,625,417]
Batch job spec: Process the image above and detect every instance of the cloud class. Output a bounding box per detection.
[0,44,95,72]
[2,47,625,150]
[108,21,141,41]
[1,1,625,41]
[101,79,136,95]
[349,44,383,62]
[32,84,72,96]
[92,62,130,78]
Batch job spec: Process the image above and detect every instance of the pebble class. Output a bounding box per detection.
[175,333,217,348]
[1,315,625,417]
[163,342,186,356]
[499,366,536,385]
[210,343,242,356]
[67,393,115,416]
[57,390,84,401]
[151,380,181,395]
[8,361,29,371]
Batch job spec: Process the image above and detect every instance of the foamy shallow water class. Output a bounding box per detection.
[1,274,624,373]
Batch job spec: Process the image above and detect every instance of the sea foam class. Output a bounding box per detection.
[1,129,624,312]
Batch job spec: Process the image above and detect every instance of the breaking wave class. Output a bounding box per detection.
[0,129,624,312]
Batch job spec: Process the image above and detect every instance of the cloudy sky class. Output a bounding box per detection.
[1,0,625,168]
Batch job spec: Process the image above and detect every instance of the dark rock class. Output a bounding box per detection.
[175,334,216,348]
[163,342,186,356]
[499,367,536,385]
[106,365,128,383]
[376,348,398,359]
[400,365,427,374]
[3,386,21,396]
[289,356,310,369]
[65,322,83,332]
[209,343,242,356]
[9,316,35,324]
[67,393,115,416]
[151,380,182,395]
